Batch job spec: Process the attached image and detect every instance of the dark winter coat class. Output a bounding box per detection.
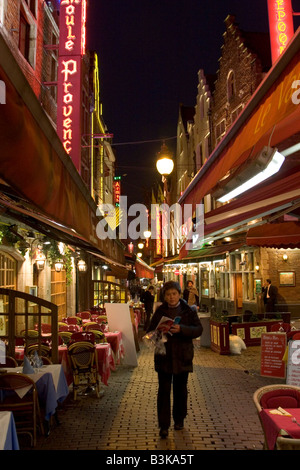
[147,299,203,375]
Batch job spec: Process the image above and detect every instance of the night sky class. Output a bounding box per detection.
[86,0,300,206]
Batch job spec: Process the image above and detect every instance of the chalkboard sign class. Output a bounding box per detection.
[261,332,286,379]
[286,339,300,386]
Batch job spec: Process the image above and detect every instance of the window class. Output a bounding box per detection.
[50,33,58,100]
[0,252,17,289]
[19,13,30,61]
[231,104,243,124]
[215,119,226,145]
[227,70,235,101]
[51,268,66,319]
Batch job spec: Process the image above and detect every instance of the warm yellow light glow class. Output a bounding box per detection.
[156,157,174,176]
[156,143,174,176]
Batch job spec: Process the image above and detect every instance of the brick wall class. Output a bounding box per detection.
[260,247,300,314]
[211,15,270,150]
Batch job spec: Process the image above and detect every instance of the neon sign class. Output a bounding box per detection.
[113,178,121,206]
[267,0,294,64]
[57,0,87,170]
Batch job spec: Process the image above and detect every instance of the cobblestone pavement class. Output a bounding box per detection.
[18,336,285,452]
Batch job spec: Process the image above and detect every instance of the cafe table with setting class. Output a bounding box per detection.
[0,411,20,450]
[2,361,69,423]
[260,407,300,449]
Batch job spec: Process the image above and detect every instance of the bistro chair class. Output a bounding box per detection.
[89,330,107,344]
[65,316,82,326]
[292,332,300,340]
[253,384,300,449]
[271,322,291,333]
[58,331,73,346]
[40,356,52,365]
[275,436,300,450]
[76,311,91,322]
[69,331,95,345]
[84,322,101,331]
[0,356,18,368]
[67,341,100,400]
[0,372,44,446]
[26,343,51,358]
[58,322,69,332]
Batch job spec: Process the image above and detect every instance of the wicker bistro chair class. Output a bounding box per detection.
[253,384,300,449]
[275,436,300,450]
[26,343,51,358]
[58,331,73,346]
[90,330,107,344]
[69,331,95,345]
[84,322,101,331]
[76,311,91,321]
[0,372,44,446]
[0,356,18,368]
[67,341,100,400]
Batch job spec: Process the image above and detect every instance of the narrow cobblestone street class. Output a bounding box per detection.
[19,337,284,453]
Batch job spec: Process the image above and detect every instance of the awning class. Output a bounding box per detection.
[182,240,246,262]
[246,222,300,248]
[0,35,97,245]
[178,27,300,210]
[135,258,155,279]
[87,251,129,279]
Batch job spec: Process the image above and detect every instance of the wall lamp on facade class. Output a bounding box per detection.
[54,261,64,272]
[137,252,142,258]
[216,147,285,203]
[138,242,144,249]
[283,254,288,261]
[36,252,46,270]
[77,259,87,272]
[255,265,260,272]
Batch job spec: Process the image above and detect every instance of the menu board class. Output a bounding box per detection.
[261,332,286,378]
[286,339,300,386]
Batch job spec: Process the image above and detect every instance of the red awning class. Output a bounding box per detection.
[246,222,300,248]
[135,258,155,279]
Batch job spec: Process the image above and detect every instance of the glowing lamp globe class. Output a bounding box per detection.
[156,143,174,176]
[156,157,174,176]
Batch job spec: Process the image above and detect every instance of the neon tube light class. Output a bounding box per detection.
[217,150,285,203]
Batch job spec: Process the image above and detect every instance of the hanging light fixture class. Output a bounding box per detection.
[55,261,64,272]
[78,259,87,272]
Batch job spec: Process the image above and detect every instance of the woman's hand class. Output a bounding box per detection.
[169,324,181,334]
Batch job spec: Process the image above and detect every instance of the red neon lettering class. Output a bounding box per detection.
[63,141,72,153]
[63,105,73,117]
[61,0,80,5]
[61,59,77,81]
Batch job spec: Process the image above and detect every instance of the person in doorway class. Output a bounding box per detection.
[183,280,199,308]
[147,281,203,439]
[142,285,155,331]
[263,279,277,312]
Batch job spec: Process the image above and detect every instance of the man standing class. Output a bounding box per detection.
[142,286,155,331]
[263,279,277,312]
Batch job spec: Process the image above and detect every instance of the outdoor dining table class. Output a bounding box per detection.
[3,364,69,422]
[0,411,19,450]
[59,343,115,386]
[260,408,300,449]
[105,332,125,365]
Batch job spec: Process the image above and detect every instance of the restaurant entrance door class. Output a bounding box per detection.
[234,273,243,312]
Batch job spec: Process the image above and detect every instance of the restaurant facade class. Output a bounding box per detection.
[0,0,129,324]
[157,9,300,320]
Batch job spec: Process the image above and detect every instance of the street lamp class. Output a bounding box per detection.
[156,143,174,176]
